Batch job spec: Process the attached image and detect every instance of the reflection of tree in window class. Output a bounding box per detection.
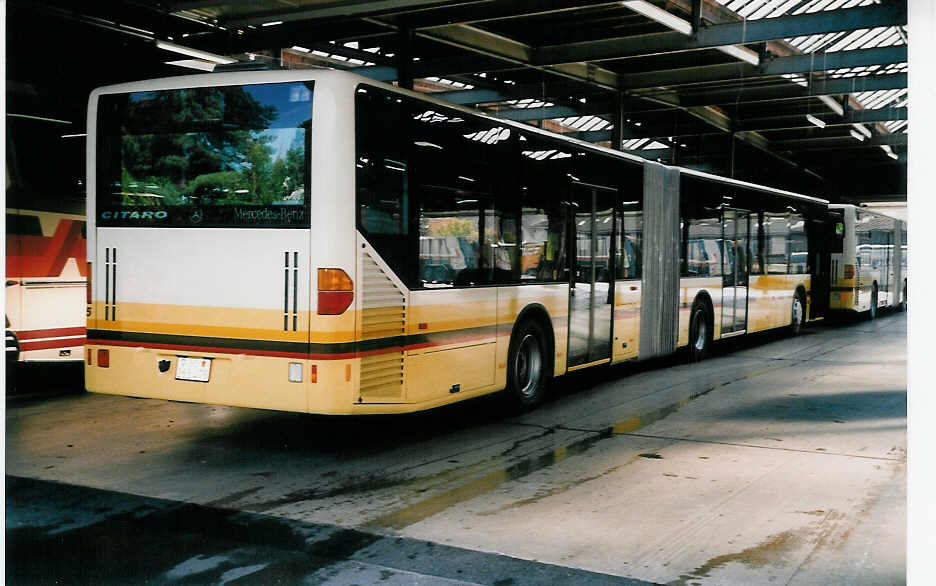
[112,84,309,207]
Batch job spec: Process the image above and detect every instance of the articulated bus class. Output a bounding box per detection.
[6,109,87,364]
[84,70,831,414]
[828,204,907,318]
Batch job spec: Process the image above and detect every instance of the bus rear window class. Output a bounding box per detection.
[96,81,312,228]
[829,209,845,253]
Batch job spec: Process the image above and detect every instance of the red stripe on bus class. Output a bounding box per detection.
[86,338,312,360]
[86,331,501,360]
[20,337,87,351]
[16,326,87,340]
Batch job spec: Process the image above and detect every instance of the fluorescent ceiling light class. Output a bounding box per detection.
[165,59,216,72]
[880,145,899,160]
[849,129,865,141]
[623,1,758,65]
[61,133,87,138]
[818,95,845,116]
[261,21,283,27]
[806,114,826,128]
[622,1,691,35]
[155,40,236,64]
[716,44,760,66]
[852,123,872,138]
[7,113,71,124]
[291,45,311,53]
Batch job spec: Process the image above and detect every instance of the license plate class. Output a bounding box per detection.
[176,356,212,382]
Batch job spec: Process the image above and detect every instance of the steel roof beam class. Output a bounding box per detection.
[763,45,907,76]
[414,23,622,90]
[607,46,907,91]
[385,0,622,30]
[736,107,907,132]
[534,3,906,65]
[665,73,907,107]
[773,133,907,150]
[220,0,482,28]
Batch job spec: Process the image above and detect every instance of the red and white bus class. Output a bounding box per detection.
[6,109,87,365]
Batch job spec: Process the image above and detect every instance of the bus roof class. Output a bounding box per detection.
[91,68,829,208]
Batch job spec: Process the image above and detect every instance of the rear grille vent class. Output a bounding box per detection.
[361,253,405,339]
[360,352,405,401]
[359,250,405,402]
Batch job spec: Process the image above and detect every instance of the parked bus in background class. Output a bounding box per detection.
[827,204,906,318]
[6,101,87,366]
[84,70,831,415]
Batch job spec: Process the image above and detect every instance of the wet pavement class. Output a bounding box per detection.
[6,312,906,584]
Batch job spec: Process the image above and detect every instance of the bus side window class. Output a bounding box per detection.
[356,87,415,285]
[788,213,807,274]
[749,213,763,275]
[764,212,789,275]
[616,201,642,280]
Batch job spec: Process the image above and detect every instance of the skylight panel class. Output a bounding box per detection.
[751,0,801,19]
[622,138,648,150]
[805,0,836,14]
[825,0,852,11]
[885,120,907,133]
[738,0,770,18]
[505,98,553,109]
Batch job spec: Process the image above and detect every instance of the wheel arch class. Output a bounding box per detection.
[691,289,715,330]
[512,303,555,376]
[794,283,808,318]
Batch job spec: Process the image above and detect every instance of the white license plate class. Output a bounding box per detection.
[176,356,212,382]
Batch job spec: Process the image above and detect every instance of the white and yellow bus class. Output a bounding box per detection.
[85,70,831,414]
[828,204,906,318]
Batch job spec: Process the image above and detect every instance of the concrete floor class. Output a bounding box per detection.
[6,312,906,584]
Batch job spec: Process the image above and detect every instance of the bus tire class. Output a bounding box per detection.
[789,290,805,335]
[868,283,878,320]
[688,299,711,363]
[506,319,550,410]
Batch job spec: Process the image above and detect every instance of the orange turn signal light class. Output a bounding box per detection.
[318,268,353,291]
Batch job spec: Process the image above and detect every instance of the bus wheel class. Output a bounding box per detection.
[868,284,878,320]
[688,300,711,363]
[790,292,805,335]
[506,320,549,409]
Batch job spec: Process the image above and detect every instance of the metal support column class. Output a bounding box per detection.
[397,28,415,90]
[691,0,702,36]
[611,91,625,151]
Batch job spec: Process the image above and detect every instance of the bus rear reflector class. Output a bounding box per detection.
[843,264,855,279]
[317,268,353,315]
[97,349,110,368]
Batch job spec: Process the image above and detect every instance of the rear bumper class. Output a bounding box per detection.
[85,344,357,414]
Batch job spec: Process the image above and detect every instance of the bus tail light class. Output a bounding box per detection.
[97,349,110,368]
[843,264,855,279]
[317,268,353,315]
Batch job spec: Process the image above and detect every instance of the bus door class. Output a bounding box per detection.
[721,209,750,334]
[567,182,615,368]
